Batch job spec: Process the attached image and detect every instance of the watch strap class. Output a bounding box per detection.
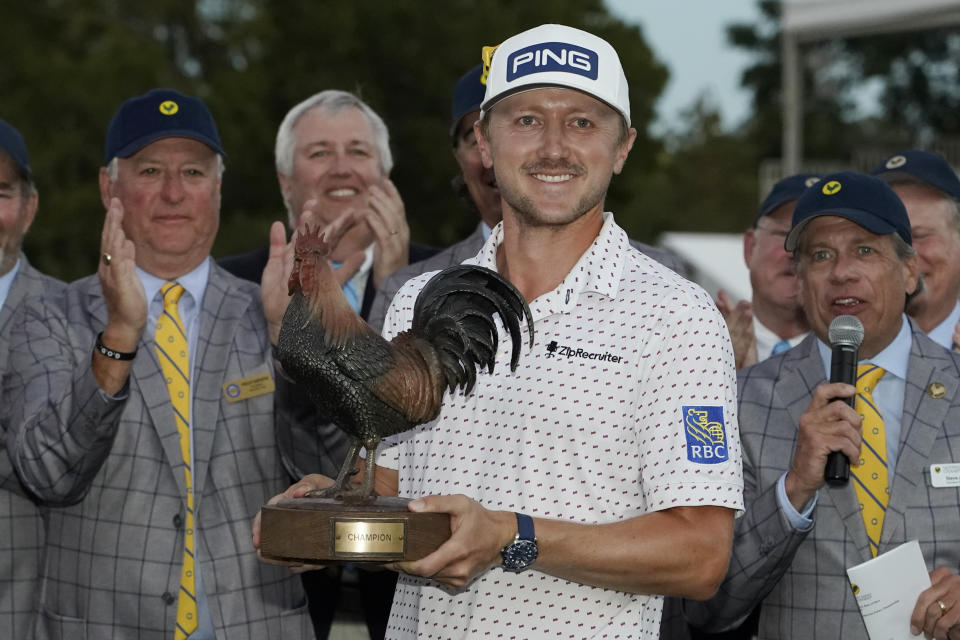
[515,512,535,541]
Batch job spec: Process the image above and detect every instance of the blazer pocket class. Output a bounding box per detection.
[36,606,87,640]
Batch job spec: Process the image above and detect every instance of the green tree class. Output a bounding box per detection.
[725,0,860,162]
[727,0,960,161]
[2,1,669,280]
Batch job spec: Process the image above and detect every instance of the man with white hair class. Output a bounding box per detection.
[223,89,436,640]
[4,88,321,639]
[221,90,435,319]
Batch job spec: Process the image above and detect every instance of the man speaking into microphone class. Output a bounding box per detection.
[684,171,960,640]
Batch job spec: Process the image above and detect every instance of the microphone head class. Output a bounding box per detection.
[828,315,864,348]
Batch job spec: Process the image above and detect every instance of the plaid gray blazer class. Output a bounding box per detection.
[2,262,342,640]
[367,224,488,335]
[366,223,689,335]
[683,326,960,639]
[0,255,64,640]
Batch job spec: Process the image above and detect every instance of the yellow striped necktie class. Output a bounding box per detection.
[852,364,888,557]
[155,283,197,639]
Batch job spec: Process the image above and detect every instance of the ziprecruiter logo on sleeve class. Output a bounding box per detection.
[545,340,623,363]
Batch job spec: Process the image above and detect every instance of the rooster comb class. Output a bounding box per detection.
[294,224,332,257]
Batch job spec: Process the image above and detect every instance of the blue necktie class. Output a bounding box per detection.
[332,261,361,313]
[771,339,791,356]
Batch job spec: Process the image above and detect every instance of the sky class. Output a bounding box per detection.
[605,0,761,134]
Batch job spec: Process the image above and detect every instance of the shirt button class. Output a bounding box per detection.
[173,514,183,529]
[161,591,175,605]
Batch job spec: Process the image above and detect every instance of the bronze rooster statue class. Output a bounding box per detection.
[277,225,533,503]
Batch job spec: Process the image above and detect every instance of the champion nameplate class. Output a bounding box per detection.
[333,519,406,557]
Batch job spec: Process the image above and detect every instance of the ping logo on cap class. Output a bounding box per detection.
[507,41,599,82]
[159,100,179,116]
[804,176,821,188]
[822,180,842,195]
[683,406,728,464]
[885,155,907,169]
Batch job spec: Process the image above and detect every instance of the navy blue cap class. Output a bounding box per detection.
[104,88,224,164]
[0,118,31,179]
[785,171,911,252]
[870,149,960,202]
[450,64,486,139]
[756,173,821,223]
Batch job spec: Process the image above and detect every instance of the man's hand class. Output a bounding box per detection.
[716,289,757,369]
[263,200,363,343]
[366,179,409,289]
[262,219,295,345]
[95,197,147,394]
[251,474,334,572]
[320,208,366,286]
[388,495,514,589]
[911,567,960,639]
[784,382,861,511]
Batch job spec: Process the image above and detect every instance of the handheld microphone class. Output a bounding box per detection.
[824,315,864,486]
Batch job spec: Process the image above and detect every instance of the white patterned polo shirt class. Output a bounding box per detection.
[379,212,743,639]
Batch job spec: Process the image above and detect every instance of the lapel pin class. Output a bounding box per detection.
[927,382,946,399]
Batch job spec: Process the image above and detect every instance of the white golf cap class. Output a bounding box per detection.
[479,24,631,127]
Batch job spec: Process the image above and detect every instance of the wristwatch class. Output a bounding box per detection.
[500,512,538,572]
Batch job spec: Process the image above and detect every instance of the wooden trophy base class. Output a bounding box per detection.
[259,496,451,564]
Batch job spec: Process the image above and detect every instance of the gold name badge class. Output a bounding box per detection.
[333,519,406,558]
[222,372,275,403]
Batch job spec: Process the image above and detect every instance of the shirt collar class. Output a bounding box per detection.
[816,314,912,381]
[924,299,960,350]
[754,316,807,358]
[344,244,374,297]
[481,222,492,242]
[138,258,211,310]
[471,212,626,310]
[0,257,22,309]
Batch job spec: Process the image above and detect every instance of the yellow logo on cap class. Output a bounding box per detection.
[481,44,499,86]
[159,101,179,116]
[822,180,842,195]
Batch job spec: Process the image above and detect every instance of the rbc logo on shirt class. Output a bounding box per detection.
[682,406,728,464]
[507,41,599,82]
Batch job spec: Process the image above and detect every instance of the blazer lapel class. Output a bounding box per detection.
[189,267,252,502]
[880,331,957,550]
[0,256,29,371]
[781,337,827,429]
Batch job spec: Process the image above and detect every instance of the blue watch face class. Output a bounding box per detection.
[502,539,538,572]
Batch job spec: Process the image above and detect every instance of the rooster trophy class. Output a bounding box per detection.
[277,225,534,504]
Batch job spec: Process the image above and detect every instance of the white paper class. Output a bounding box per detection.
[846,540,931,640]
